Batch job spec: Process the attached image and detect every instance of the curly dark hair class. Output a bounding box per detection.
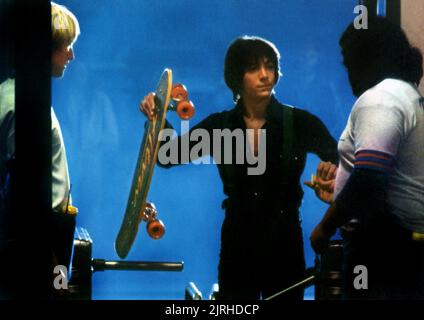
[224,36,281,102]
[340,16,423,96]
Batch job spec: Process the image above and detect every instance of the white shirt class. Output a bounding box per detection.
[0,78,71,211]
[335,79,424,232]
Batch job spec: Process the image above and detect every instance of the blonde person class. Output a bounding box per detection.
[0,2,80,297]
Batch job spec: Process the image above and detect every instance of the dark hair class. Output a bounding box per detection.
[224,36,281,102]
[340,16,423,96]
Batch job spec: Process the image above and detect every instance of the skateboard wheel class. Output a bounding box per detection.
[176,100,195,120]
[171,84,188,101]
[147,219,165,239]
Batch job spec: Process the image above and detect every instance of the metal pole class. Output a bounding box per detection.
[92,259,184,272]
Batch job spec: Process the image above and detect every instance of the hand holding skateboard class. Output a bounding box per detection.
[140,84,195,121]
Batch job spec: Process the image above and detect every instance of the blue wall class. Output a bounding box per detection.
[52,0,357,300]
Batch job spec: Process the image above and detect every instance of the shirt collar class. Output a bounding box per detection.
[229,95,281,126]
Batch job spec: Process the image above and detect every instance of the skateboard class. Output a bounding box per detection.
[115,68,195,259]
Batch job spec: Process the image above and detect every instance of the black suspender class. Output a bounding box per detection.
[221,112,236,195]
[280,105,294,186]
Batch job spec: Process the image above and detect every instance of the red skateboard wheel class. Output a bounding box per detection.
[176,100,195,120]
[171,84,188,101]
[147,219,165,239]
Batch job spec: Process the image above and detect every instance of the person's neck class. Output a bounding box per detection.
[242,95,271,119]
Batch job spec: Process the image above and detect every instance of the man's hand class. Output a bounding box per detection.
[139,92,156,121]
[304,161,337,204]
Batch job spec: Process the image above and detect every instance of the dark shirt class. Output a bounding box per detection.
[158,96,338,217]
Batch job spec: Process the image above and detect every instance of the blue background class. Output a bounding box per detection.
[52,0,358,300]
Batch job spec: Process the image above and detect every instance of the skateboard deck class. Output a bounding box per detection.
[115,69,173,259]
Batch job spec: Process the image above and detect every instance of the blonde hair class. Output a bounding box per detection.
[51,2,80,50]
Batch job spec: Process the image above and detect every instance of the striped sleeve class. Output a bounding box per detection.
[354,149,396,173]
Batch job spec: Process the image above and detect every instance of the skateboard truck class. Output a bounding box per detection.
[140,202,165,239]
[168,84,195,120]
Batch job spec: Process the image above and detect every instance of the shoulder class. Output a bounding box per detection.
[204,106,238,124]
[0,78,15,95]
[187,108,234,131]
[201,110,229,123]
[353,79,419,124]
[273,99,321,121]
[272,100,329,135]
[355,79,419,112]
[287,104,325,127]
[273,97,325,121]
[0,79,16,116]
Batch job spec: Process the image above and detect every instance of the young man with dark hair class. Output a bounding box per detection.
[310,16,424,299]
[141,35,338,300]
